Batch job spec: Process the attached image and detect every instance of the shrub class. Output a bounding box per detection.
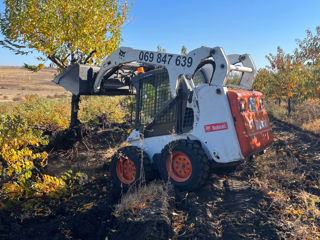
[79,96,126,125]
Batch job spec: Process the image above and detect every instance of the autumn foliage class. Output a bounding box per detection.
[0,113,57,200]
[254,26,320,114]
[0,0,131,69]
[0,95,128,202]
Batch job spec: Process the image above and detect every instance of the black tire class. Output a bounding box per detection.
[110,146,154,193]
[159,140,209,191]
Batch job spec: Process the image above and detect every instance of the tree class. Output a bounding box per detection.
[254,26,320,115]
[0,0,131,127]
[256,47,302,114]
[157,45,166,53]
[181,45,187,55]
[295,26,320,65]
[295,26,320,99]
[255,46,320,115]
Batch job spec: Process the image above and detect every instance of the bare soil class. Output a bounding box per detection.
[0,66,70,102]
[0,117,319,240]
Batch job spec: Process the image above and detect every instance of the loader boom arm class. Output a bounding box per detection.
[94,46,257,96]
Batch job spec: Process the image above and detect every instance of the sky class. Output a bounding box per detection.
[0,0,319,69]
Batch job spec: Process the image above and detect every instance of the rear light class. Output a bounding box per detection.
[259,98,265,109]
[239,98,245,112]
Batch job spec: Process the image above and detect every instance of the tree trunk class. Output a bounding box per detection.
[1,156,6,181]
[70,94,81,127]
[287,97,291,116]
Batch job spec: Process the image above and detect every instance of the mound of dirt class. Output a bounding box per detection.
[109,183,174,240]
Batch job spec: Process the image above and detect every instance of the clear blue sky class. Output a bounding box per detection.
[0,0,319,69]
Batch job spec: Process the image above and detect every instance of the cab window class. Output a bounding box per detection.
[193,70,207,86]
[192,60,215,86]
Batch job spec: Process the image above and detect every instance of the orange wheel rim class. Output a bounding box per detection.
[166,152,192,182]
[116,157,136,184]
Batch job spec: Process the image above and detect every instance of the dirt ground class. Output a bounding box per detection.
[0,66,70,102]
[0,116,319,240]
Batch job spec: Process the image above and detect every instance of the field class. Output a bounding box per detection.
[0,66,319,240]
[0,66,70,102]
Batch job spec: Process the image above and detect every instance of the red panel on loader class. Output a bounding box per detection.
[227,90,273,157]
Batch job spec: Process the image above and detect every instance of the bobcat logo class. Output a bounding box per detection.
[119,50,126,59]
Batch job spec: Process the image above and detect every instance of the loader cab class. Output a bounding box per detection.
[134,68,177,137]
[133,67,204,138]
[132,60,216,138]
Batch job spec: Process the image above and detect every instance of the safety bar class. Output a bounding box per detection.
[229,65,253,73]
[226,53,256,89]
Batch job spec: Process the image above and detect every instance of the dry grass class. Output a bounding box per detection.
[266,99,320,134]
[301,118,320,133]
[250,149,320,239]
[12,96,23,101]
[104,142,131,161]
[0,66,70,102]
[114,182,167,215]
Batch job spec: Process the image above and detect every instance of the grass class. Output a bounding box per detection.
[266,99,320,134]
[104,142,131,161]
[12,96,23,101]
[0,66,67,102]
[114,182,167,216]
[0,94,130,131]
[250,148,320,239]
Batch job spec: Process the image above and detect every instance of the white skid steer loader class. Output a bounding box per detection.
[53,46,273,191]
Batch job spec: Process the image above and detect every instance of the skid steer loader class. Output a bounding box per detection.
[53,46,273,191]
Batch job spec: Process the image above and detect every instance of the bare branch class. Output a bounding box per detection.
[62,53,71,64]
[0,40,30,55]
[71,51,76,64]
[4,39,26,49]
[83,50,97,64]
[48,55,66,69]
[1,157,6,181]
